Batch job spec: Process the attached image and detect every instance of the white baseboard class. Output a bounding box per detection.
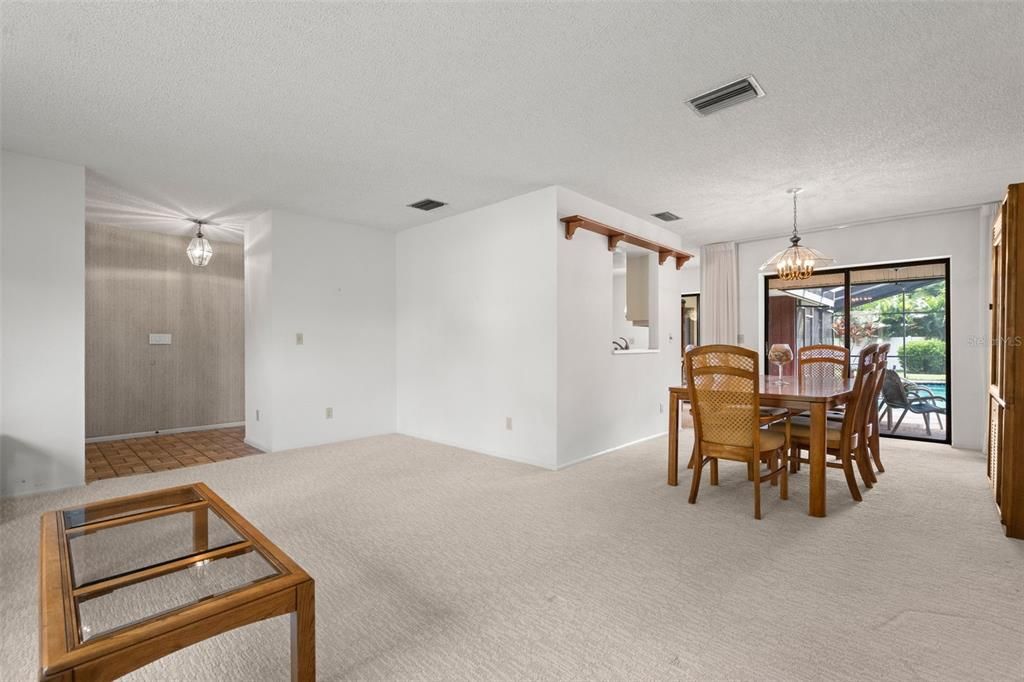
[244,438,271,452]
[395,430,558,470]
[555,431,668,470]
[86,422,245,443]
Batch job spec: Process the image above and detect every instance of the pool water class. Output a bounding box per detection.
[912,381,947,399]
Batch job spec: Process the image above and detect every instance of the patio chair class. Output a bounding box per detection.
[879,369,947,436]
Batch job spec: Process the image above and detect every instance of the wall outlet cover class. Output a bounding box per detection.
[505,417,512,430]
[296,332,304,345]
[326,407,333,419]
[149,333,172,345]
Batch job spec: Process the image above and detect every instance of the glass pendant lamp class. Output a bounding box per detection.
[186,219,214,267]
[760,188,834,281]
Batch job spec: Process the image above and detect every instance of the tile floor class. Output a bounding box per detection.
[84,427,263,482]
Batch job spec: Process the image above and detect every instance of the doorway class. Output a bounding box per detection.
[681,293,700,382]
[764,259,951,444]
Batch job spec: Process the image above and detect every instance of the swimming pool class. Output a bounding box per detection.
[912,381,947,399]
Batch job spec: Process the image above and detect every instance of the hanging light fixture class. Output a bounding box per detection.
[760,188,834,281]
[186,219,214,267]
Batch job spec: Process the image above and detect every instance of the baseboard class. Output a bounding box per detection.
[244,438,271,452]
[395,430,558,470]
[556,431,668,470]
[86,422,245,443]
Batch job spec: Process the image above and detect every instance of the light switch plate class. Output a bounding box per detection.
[296,332,304,345]
[149,333,172,345]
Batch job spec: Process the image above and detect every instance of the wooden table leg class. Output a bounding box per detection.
[291,580,316,682]
[809,402,827,517]
[668,392,679,486]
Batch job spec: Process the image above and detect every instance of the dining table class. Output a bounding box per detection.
[667,375,857,517]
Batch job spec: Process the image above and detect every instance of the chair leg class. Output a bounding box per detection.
[869,422,884,474]
[924,412,932,436]
[884,406,892,430]
[770,451,778,486]
[937,413,943,430]
[893,409,908,432]
[780,449,789,500]
[854,442,874,489]
[688,454,704,504]
[710,458,719,486]
[753,471,762,520]
[687,442,696,469]
[789,445,799,473]
[841,450,862,502]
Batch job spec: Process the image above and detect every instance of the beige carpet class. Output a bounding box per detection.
[2,432,1022,680]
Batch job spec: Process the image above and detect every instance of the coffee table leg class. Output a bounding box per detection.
[809,403,827,517]
[291,580,316,681]
[668,392,679,486]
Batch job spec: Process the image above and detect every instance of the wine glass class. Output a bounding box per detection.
[767,344,794,386]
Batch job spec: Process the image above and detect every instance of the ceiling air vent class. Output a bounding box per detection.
[407,198,447,211]
[687,75,764,116]
[652,211,681,222]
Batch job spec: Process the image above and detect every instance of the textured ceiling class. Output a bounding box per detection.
[3,2,1022,247]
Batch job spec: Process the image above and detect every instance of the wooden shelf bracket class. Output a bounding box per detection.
[561,215,693,269]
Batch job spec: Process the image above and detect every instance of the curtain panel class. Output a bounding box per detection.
[699,241,739,346]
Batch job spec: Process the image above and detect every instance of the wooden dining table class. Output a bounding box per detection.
[667,375,857,517]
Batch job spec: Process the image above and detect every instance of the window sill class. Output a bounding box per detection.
[611,349,660,355]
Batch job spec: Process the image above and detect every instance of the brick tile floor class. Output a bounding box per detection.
[85,427,263,483]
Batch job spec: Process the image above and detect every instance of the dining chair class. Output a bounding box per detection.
[798,344,850,381]
[685,344,790,519]
[773,344,879,501]
[866,343,891,476]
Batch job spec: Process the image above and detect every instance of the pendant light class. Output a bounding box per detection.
[760,188,834,281]
[186,219,214,267]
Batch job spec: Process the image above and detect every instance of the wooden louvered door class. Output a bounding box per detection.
[988,182,1023,539]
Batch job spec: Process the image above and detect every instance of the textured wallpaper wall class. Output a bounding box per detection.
[85,223,244,437]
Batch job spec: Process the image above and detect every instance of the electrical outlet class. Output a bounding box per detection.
[659,403,664,414]
[296,332,304,345]
[506,417,513,430]
[326,407,333,419]
[255,409,261,422]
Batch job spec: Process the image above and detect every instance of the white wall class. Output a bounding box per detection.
[737,207,991,450]
[556,187,691,467]
[244,211,273,450]
[396,188,559,468]
[1,151,85,496]
[244,210,396,453]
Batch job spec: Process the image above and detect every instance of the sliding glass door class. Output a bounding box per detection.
[765,259,951,444]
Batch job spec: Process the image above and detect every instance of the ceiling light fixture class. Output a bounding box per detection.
[186,219,214,267]
[760,188,834,281]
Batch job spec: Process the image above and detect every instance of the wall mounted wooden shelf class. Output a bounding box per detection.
[560,215,693,270]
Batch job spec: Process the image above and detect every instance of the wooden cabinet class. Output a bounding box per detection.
[988,182,1024,539]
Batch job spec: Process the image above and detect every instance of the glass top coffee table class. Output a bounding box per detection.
[39,482,315,681]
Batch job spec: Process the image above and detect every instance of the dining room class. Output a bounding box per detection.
[670,183,1023,532]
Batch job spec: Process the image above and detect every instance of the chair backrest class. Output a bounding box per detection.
[870,343,891,408]
[842,344,879,446]
[685,345,760,451]
[881,368,909,407]
[798,344,850,382]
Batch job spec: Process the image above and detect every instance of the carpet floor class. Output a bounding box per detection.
[2,432,1022,680]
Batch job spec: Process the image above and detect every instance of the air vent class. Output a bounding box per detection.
[407,198,447,211]
[688,75,764,116]
[652,211,681,222]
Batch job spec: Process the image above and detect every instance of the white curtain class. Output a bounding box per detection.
[699,241,739,345]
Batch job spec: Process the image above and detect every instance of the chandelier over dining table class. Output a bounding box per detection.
[760,188,835,280]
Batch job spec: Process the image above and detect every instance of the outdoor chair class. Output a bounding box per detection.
[879,369,947,436]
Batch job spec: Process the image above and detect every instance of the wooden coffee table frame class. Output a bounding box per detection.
[39,482,315,681]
